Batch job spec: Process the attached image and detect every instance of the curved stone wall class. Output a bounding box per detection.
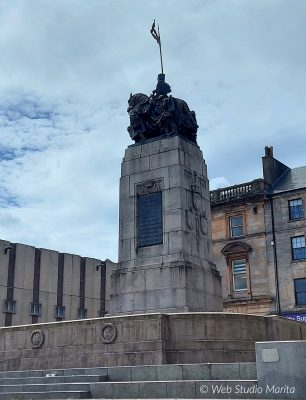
[0,312,305,371]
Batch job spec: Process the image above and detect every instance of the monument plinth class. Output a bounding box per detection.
[110,135,223,314]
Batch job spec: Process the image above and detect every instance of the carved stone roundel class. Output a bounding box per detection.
[31,330,45,349]
[101,323,117,344]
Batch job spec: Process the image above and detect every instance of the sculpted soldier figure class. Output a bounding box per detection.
[127,22,199,144]
[127,74,198,143]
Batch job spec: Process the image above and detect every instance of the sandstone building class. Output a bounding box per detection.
[0,239,114,327]
[210,146,306,321]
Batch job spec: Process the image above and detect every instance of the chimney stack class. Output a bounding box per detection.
[262,145,289,188]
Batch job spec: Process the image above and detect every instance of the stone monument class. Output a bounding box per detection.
[0,24,305,382]
[110,21,223,314]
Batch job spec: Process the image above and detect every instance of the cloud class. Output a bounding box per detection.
[0,0,305,261]
[210,177,231,191]
[0,91,125,259]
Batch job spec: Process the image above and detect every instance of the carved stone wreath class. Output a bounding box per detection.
[30,329,45,349]
[136,179,163,195]
[101,323,117,344]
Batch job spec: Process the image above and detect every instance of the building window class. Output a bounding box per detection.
[294,278,306,306]
[230,215,244,237]
[78,308,87,319]
[232,259,247,291]
[291,236,306,260]
[30,303,41,316]
[54,305,65,319]
[289,199,304,220]
[3,300,16,314]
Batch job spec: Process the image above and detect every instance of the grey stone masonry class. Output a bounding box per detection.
[256,340,306,399]
[0,362,256,399]
[0,312,305,372]
[111,135,223,314]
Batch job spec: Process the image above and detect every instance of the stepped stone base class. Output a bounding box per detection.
[91,379,260,399]
[111,261,222,315]
[2,360,305,399]
[0,312,305,372]
[0,362,256,399]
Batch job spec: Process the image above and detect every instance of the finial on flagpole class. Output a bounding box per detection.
[150,19,164,74]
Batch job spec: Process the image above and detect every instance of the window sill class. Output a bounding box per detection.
[288,218,304,222]
[291,259,306,263]
[229,235,246,240]
[227,291,249,299]
[224,296,252,305]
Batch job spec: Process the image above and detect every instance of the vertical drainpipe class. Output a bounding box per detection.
[269,194,281,314]
[56,253,65,320]
[100,261,106,317]
[5,244,16,327]
[79,257,86,313]
[32,248,41,324]
[248,251,253,302]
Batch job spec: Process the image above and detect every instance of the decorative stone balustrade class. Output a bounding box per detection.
[210,178,265,204]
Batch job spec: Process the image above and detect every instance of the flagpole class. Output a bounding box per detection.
[151,20,164,75]
[158,25,164,74]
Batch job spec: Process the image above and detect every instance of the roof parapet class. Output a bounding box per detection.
[210,178,265,205]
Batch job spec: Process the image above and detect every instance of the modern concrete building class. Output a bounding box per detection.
[0,239,114,327]
[210,146,306,321]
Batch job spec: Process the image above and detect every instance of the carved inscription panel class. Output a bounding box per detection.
[136,179,163,248]
[137,192,162,247]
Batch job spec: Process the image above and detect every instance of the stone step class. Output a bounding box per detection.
[0,382,91,393]
[0,362,257,381]
[0,367,108,378]
[106,362,257,382]
[0,363,258,399]
[90,379,260,399]
[0,374,106,385]
[0,391,90,399]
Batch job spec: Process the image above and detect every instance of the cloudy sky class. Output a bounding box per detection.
[0,0,305,261]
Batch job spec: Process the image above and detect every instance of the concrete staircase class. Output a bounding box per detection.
[0,367,107,399]
[92,363,258,399]
[0,363,258,399]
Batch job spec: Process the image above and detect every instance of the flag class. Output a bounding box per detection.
[150,20,160,45]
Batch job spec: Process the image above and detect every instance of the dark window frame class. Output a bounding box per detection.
[3,299,16,314]
[54,305,65,319]
[294,278,306,306]
[229,215,244,238]
[30,303,41,316]
[289,198,304,220]
[291,236,306,260]
[232,259,248,291]
[78,308,87,319]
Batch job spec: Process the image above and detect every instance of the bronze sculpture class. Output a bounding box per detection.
[127,21,198,144]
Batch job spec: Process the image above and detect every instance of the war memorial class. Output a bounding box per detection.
[0,22,305,400]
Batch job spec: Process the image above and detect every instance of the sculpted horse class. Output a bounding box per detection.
[127,92,198,144]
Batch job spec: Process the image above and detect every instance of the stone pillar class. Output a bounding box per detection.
[110,135,222,314]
